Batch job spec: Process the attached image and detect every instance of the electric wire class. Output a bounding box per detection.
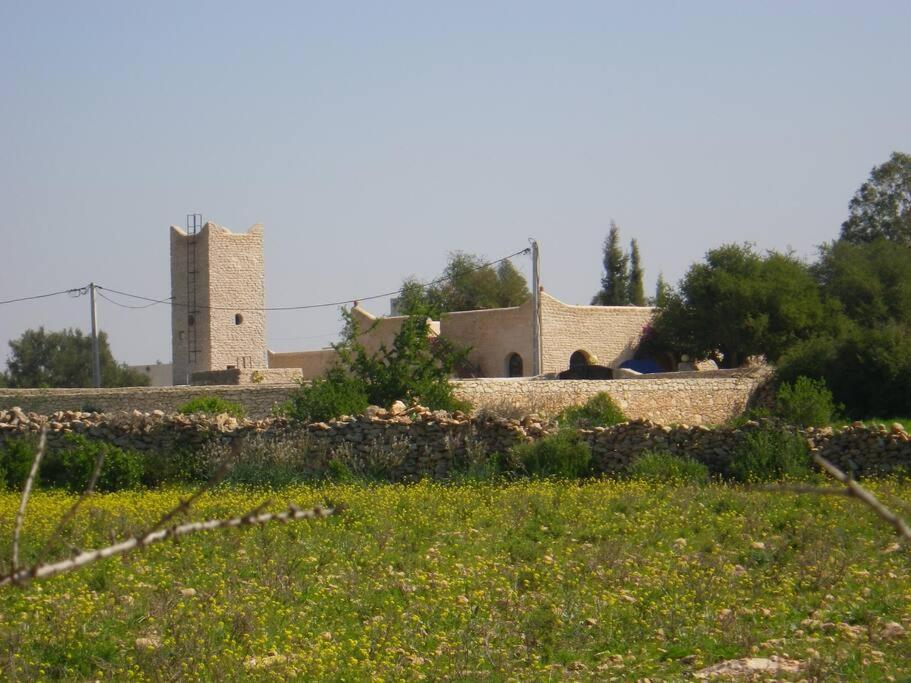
[96,290,172,310]
[0,287,87,306]
[97,247,531,313]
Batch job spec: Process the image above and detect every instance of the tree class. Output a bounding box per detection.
[283,305,470,421]
[814,238,911,328]
[840,152,911,246]
[628,239,646,306]
[2,328,150,388]
[653,272,670,307]
[646,244,828,368]
[397,252,530,316]
[592,221,629,305]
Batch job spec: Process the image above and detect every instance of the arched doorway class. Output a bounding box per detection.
[506,352,524,377]
[569,350,594,370]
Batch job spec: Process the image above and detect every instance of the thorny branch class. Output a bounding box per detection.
[3,435,336,587]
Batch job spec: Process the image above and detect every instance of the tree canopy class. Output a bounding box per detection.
[645,244,827,368]
[2,327,150,388]
[840,151,911,246]
[396,252,530,316]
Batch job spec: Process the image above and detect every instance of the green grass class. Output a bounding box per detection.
[0,480,909,679]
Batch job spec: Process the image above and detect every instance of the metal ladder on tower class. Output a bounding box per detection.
[186,213,202,383]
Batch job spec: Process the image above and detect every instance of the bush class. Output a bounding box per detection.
[557,393,626,429]
[729,427,811,482]
[177,395,246,418]
[508,431,592,478]
[0,435,144,491]
[629,450,709,484]
[774,376,839,426]
[279,368,370,423]
[0,436,38,490]
[42,435,144,492]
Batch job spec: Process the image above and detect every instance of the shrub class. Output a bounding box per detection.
[42,435,144,492]
[774,376,839,426]
[629,450,709,484]
[177,395,246,418]
[508,431,592,478]
[728,427,811,482]
[279,368,370,423]
[0,436,38,490]
[557,392,626,429]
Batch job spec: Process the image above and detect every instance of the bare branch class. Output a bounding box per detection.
[38,449,106,559]
[0,503,335,587]
[11,427,47,574]
[148,456,232,533]
[812,453,911,543]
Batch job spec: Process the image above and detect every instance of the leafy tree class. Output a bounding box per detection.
[3,327,149,388]
[628,239,646,306]
[646,244,828,368]
[653,272,670,307]
[398,252,529,316]
[777,324,911,419]
[814,238,911,328]
[592,221,629,305]
[840,151,911,246]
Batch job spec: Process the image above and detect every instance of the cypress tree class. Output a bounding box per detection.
[592,221,629,305]
[654,272,670,307]
[628,238,645,305]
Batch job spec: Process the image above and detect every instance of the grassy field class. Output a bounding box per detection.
[0,480,909,680]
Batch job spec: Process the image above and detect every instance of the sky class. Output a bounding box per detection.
[1,1,909,368]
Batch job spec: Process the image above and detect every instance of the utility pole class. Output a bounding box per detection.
[89,283,101,388]
[529,240,542,376]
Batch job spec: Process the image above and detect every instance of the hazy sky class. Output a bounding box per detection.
[2,1,909,367]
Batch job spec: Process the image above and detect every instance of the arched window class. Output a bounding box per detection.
[569,350,592,369]
[235,313,244,325]
[507,353,524,377]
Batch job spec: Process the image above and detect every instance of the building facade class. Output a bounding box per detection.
[171,222,654,384]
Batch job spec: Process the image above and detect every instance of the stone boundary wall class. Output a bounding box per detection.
[0,371,768,425]
[1,407,908,480]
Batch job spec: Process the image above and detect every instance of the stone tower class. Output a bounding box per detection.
[170,222,267,384]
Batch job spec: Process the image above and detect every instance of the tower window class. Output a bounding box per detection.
[235,313,244,325]
[188,314,195,327]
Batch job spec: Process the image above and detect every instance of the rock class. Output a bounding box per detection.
[891,422,906,435]
[879,621,905,641]
[389,400,407,416]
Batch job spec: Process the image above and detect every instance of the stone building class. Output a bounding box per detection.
[170,222,267,385]
[172,222,654,385]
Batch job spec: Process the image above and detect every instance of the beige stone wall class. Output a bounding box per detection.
[455,373,766,425]
[128,363,173,387]
[0,372,766,424]
[170,223,267,385]
[539,293,653,373]
[268,349,337,378]
[440,301,534,377]
[193,368,303,385]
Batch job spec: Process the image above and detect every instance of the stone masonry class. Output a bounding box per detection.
[170,222,267,385]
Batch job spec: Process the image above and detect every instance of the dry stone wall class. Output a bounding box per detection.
[1,407,908,480]
[0,372,768,425]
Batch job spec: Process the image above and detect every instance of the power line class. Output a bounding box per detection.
[96,290,172,310]
[0,287,87,306]
[97,247,532,313]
